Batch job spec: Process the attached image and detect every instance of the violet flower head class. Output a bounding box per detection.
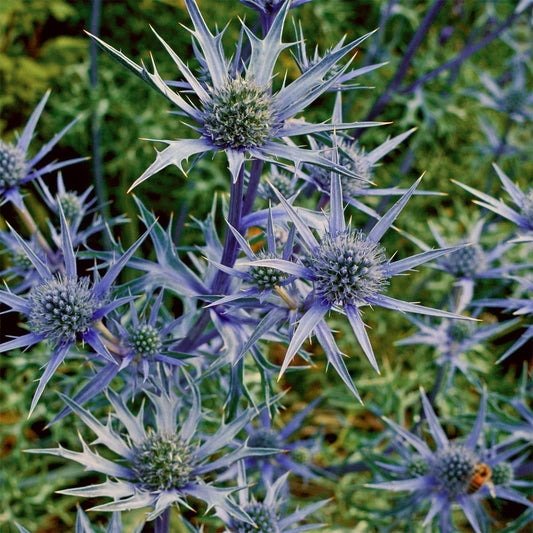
[28,375,280,524]
[88,0,378,188]
[0,207,150,415]
[250,173,472,399]
[369,389,533,533]
[219,468,328,532]
[0,90,84,208]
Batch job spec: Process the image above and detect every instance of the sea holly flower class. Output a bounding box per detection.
[218,467,328,532]
[0,207,151,415]
[247,173,472,399]
[88,0,380,188]
[405,217,530,310]
[0,90,85,208]
[396,306,521,388]
[454,163,533,242]
[28,376,281,524]
[369,389,533,533]
[35,172,128,248]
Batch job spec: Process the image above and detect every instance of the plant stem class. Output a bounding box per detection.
[154,508,170,533]
[90,0,111,249]
[13,201,54,260]
[354,0,446,138]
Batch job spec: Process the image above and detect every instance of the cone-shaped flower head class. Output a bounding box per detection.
[245,172,472,399]
[28,374,281,524]
[0,207,151,415]
[0,91,84,207]
[88,0,379,188]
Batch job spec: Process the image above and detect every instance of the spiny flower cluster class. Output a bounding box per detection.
[131,432,194,491]
[203,77,276,149]
[28,275,99,344]
[306,229,390,306]
[0,140,26,190]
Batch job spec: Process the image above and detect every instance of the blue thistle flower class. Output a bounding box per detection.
[406,217,531,311]
[247,173,473,399]
[87,0,379,188]
[35,172,128,249]
[219,467,328,532]
[28,375,281,524]
[0,90,85,208]
[396,305,521,388]
[369,389,533,533]
[0,207,150,415]
[454,163,533,241]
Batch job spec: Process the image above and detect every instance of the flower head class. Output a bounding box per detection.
[0,91,84,208]
[246,173,472,399]
[0,207,150,414]
[88,0,378,188]
[29,375,280,523]
[369,389,533,533]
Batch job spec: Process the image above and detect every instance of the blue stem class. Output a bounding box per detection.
[154,508,171,533]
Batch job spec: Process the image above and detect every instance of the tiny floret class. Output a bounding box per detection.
[491,462,514,487]
[11,247,34,270]
[306,229,390,306]
[0,140,27,190]
[407,455,431,477]
[132,432,194,491]
[203,77,275,149]
[128,324,163,359]
[28,275,98,344]
[431,444,478,498]
[249,252,289,291]
[291,445,312,465]
[233,502,280,533]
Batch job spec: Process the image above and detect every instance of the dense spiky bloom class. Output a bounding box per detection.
[88,0,379,188]
[0,91,84,207]
[246,173,471,399]
[397,306,520,387]
[29,375,280,524]
[219,470,328,532]
[0,208,150,415]
[407,217,531,311]
[369,390,533,533]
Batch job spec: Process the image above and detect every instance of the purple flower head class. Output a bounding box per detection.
[396,303,521,388]
[28,374,281,524]
[88,0,380,188]
[0,91,85,208]
[247,173,473,400]
[0,206,151,415]
[369,389,533,533]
